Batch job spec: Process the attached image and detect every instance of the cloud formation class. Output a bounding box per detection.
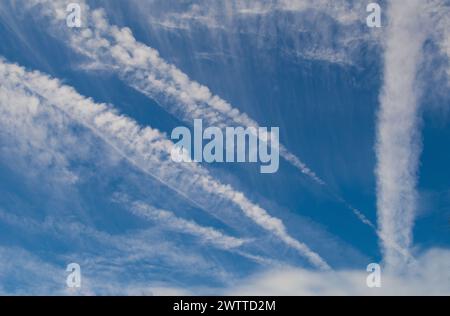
[21,0,384,233]
[0,58,329,270]
[226,248,450,295]
[114,194,247,250]
[26,0,325,183]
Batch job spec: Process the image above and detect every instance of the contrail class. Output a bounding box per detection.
[0,59,330,270]
[25,0,324,182]
[113,194,247,250]
[24,0,421,266]
[25,0,384,234]
[376,0,427,269]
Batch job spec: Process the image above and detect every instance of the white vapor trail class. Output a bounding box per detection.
[376,0,428,269]
[22,0,383,231]
[0,65,246,255]
[113,194,246,250]
[25,0,323,183]
[0,59,330,270]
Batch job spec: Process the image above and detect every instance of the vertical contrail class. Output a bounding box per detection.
[376,0,427,270]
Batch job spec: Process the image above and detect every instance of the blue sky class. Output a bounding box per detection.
[0,0,449,295]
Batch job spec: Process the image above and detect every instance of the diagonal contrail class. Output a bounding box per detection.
[0,58,330,270]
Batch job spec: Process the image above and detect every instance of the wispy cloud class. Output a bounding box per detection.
[113,193,247,250]
[22,0,382,232]
[3,240,448,295]
[26,0,325,183]
[0,244,217,295]
[225,248,450,295]
[0,58,329,270]
[0,246,67,295]
[129,0,377,65]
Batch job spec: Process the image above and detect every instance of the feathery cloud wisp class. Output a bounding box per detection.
[113,194,246,250]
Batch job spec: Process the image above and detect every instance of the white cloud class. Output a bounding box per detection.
[0,81,80,185]
[0,58,329,270]
[21,0,382,232]
[135,0,380,64]
[0,244,212,295]
[2,243,448,295]
[114,194,247,250]
[25,0,326,183]
[0,207,234,286]
[226,249,450,295]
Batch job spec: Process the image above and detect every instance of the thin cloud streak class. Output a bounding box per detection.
[113,193,247,250]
